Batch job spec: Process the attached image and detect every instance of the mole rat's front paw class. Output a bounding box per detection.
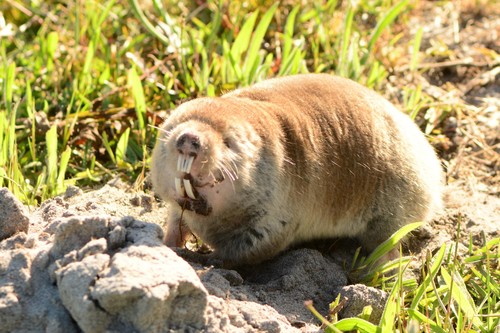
[164,221,191,248]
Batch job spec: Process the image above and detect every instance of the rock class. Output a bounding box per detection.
[199,268,233,298]
[50,216,110,258]
[204,296,305,333]
[0,241,77,333]
[0,191,209,333]
[336,284,389,324]
[56,253,112,332]
[0,278,23,332]
[89,246,208,332]
[229,300,304,333]
[0,188,30,240]
[50,215,208,333]
[63,185,83,199]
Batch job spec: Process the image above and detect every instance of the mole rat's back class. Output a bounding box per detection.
[227,74,443,250]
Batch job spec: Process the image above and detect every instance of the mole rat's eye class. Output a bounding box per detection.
[223,137,231,149]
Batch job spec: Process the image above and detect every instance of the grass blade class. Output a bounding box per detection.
[57,147,71,194]
[230,10,259,69]
[362,0,409,65]
[102,132,116,165]
[410,245,447,309]
[116,127,130,167]
[127,67,146,140]
[338,4,354,77]
[46,125,58,192]
[363,222,423,267]
[410,27,423,72]
[281,5,300,68]
[3,62,15,113]
[407,309,447,333]
[441,267,482,328]
[333,318,379,333]
[128,0,169,46]
[243,3,278,83]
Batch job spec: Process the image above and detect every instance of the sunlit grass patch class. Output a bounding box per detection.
[1,0,419,204]
[308,222,500,333]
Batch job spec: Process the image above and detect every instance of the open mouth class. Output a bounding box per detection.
[175,155,197,200]
[174,154,212,216]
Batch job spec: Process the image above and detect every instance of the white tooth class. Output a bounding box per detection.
[183,156,188,172]
[177,155,182,171]
[181,155,186,172]
[175,177,184,197]
[186,156,194,173]
[183,178,197,200]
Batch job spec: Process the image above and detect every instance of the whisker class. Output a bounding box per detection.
[218,164,235,182]
[228,160,239,179]
[151,125,174,135]
[217,166,236,192]
[284,156,295,166]
[223,162,238,181]
[223,161,238,182]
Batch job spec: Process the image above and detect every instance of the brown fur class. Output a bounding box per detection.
[151,74,443,265]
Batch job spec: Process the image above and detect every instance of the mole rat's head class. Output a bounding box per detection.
[151,98,262,217]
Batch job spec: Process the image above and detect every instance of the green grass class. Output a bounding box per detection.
[1,0,418,204]
[308,222,500,333]
[1,0,498,331]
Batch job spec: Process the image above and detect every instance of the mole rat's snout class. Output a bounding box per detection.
[176,132,200,157]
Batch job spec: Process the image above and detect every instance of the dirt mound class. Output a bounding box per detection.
[1,160,498,332]
[0,184,362,332]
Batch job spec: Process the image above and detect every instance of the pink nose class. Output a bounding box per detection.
[176,132,200,156]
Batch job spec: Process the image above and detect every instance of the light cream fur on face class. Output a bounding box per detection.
[151,74,443,266]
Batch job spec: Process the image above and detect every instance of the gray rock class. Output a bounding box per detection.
[0,191,209,333]
[0,188,30,240]
[0,281,23,332]
[0,243,77,333]
[50,215,208,333]
[336,284,389,324]
[64,185,83,199]
[204,296,306,333]
[90,245,208,332]
[56,253,112,332]
[50,216,110,258]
